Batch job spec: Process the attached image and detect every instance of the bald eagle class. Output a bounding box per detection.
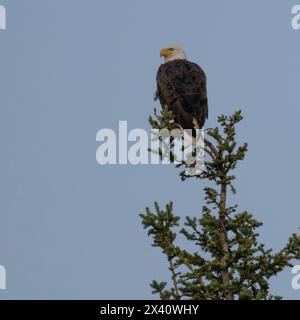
[155,45,208,133]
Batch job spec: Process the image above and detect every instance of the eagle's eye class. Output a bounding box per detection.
[168,48,175,51]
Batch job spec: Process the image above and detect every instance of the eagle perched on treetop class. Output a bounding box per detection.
[155,45,208,132]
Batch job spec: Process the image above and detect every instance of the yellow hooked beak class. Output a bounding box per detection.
[160,48,172,58]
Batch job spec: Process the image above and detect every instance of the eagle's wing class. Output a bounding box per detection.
[155,59,208,129]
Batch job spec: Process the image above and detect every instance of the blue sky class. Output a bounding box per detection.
[0,0,300,299]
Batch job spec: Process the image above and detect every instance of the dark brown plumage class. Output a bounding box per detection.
[155,59,208,130]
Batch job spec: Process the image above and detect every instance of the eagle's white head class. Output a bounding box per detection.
[160,45,187,63]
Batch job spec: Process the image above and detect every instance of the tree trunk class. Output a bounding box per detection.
[219,178,233,300]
